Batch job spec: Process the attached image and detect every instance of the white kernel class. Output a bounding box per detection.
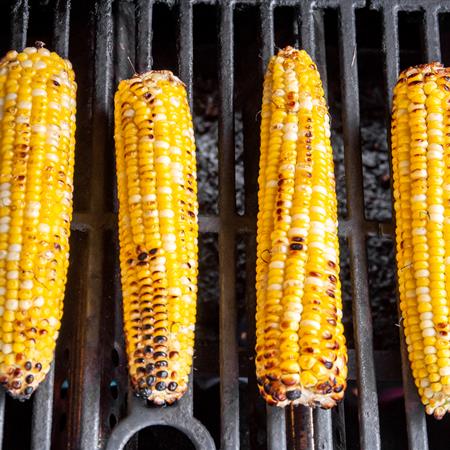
[267,284,282,291]
[446,257,450,265]
[430,213,444,223]
[284,123,298,133]
[439,367,450,376]
[170,97,180,107]
[283,131,297,141]
[48,317,59,327]
[308,242,325,249]
[157,186,172,194]
[416,269,430,278]
[5,93,17,102]
[32,88,46,97]
[32,124,46,133]
[266,180,278,188]
[416,287,429,295]
[300,319,320,329]
[313,185,328,195]
[43,250,54,260]
[0,287,4,296]
[160,210,174,218]
[170,146,182,155]
[49,101,61,110]
[7,252,19,261]
[154,140,170,149]
[129,194,141,204]
[19,300,31,310]
[269,261,285,269]
[280,163,295,172]
[305,277,324,287]
[412,227,426,236]
[23,47,37,55]
[420,378,430,388]
[26,209,39,218]
[154,113,167,121]
[310,221,325,232]
[422,325,435,335]
[38,223,50,233]
[162,234,176,243]
[424,346,437,355]
[142,194,156,202]
[0,224,9,233]
[0,307,3,315]
[34,60,48,70]
[427,113,443,121]
[429,205,444,214]
[5,299,18,310]
[9,244,21,253]
[299,97,313,110]
[311,206,326,215]
[168,287,182,296]
[292,213,310,223]
[420,312,433,320]
[411,194,426,202]
[428,129,443,137]
[20,280,33,289]
[22,60,33,68]
[17,100,32,110]
[411,169,427,179]
[34,296,44,307]
[156,155,171,165]
[0,251,6,260]
[2,344,12,354]
[46,152,59,162]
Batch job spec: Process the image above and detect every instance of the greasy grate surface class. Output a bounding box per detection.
[0,0,450,449]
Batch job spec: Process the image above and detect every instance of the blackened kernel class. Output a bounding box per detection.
[169,351,179,359]
[144,346,153,354]
[149,248,158,255]
[25,386,33,396]
[153,335,167,344]
[0,376,7,385]
[326,289,335,298]
[146,376,155,385]
[137,261,148,267]
[292,236,304,242]
[309,271,320,277]
[334,385,344,393]
[155,382,166,391]
[328,260,336,269]
[13,368,22,377]
[138,378,146,387]
[127,258,133,265]
[134,358,145,364]
[154,352,167,359]
[142,308,152,313]
[304,347,314,353]
[12,380,21,389]
[286,390,302,401]
[24,361,32,371]
[168,382,178,391]
[139,387,152,398]
[137,252,148,261]
[25,375,34,384]
[156,370,168,379]
[290,243,303,251]
[143,325,153,330]
[256,377,263,386]
[136,367,146,374]
[263,384,272,394]
[143,335,153,341]
[145,363,155,373]
[155,361,168,368]
[323,361,333,370]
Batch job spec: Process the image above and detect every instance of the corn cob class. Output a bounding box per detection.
[392,62,450,419]
[114,71,198,405]
[255,47,347,408]
[0,45,76,399]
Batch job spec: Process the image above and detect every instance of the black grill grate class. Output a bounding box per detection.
[1,0,450,449]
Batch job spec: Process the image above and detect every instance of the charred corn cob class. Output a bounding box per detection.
[0,45,76,399]
[255,47,347,408]
[392,62,450,419]
[114,71,198,405]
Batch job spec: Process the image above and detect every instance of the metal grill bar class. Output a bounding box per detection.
[73,1,114,447]
[10,0,28,50]
[178,0,193,100]
[338,2,381,450]
[424,6,441,63]
[218,3,239,449]
[136,0,153,72]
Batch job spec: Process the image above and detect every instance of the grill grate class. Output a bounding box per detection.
[1,0,450,449]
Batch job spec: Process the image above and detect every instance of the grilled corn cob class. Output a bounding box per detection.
[114,71,198,405]
[255,47,347,408]
[392,62,450,419]
[0,45,76,399]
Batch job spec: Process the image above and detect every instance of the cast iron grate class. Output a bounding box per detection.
[1,0,450,449]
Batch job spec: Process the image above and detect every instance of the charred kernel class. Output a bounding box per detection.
[168,382,178,391]
[292,236,304,242]
[146,376,155,385]
[127,258,133,265]
[149,248,158,255]
[144,346,153,354]
[264,384,272,394]
[25,375,34,384]
[153,336,167,344]
[156,371,168,379]
[286,390,302,400]
[290,243,303,251]
[333,385,344,393]
[328,275,337,283]
[326,289,335,298]
[35,363,42,371]
[138,252,148,261]
[136,367,146,374]
[309,271,320,277]
[143,325,153,330]
[12,381,22,390]
[154,351,167,359]
[155,361,168,368]
[25,387,33,396]
[155,382,166,391]
[13,368,22,377]
[134,358,145,364]
[323,361,333,370]
[0,377,7,385]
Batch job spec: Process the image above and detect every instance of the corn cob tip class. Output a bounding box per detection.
[118,70,186,93]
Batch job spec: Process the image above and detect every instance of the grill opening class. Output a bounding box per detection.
[0,1,450,450]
